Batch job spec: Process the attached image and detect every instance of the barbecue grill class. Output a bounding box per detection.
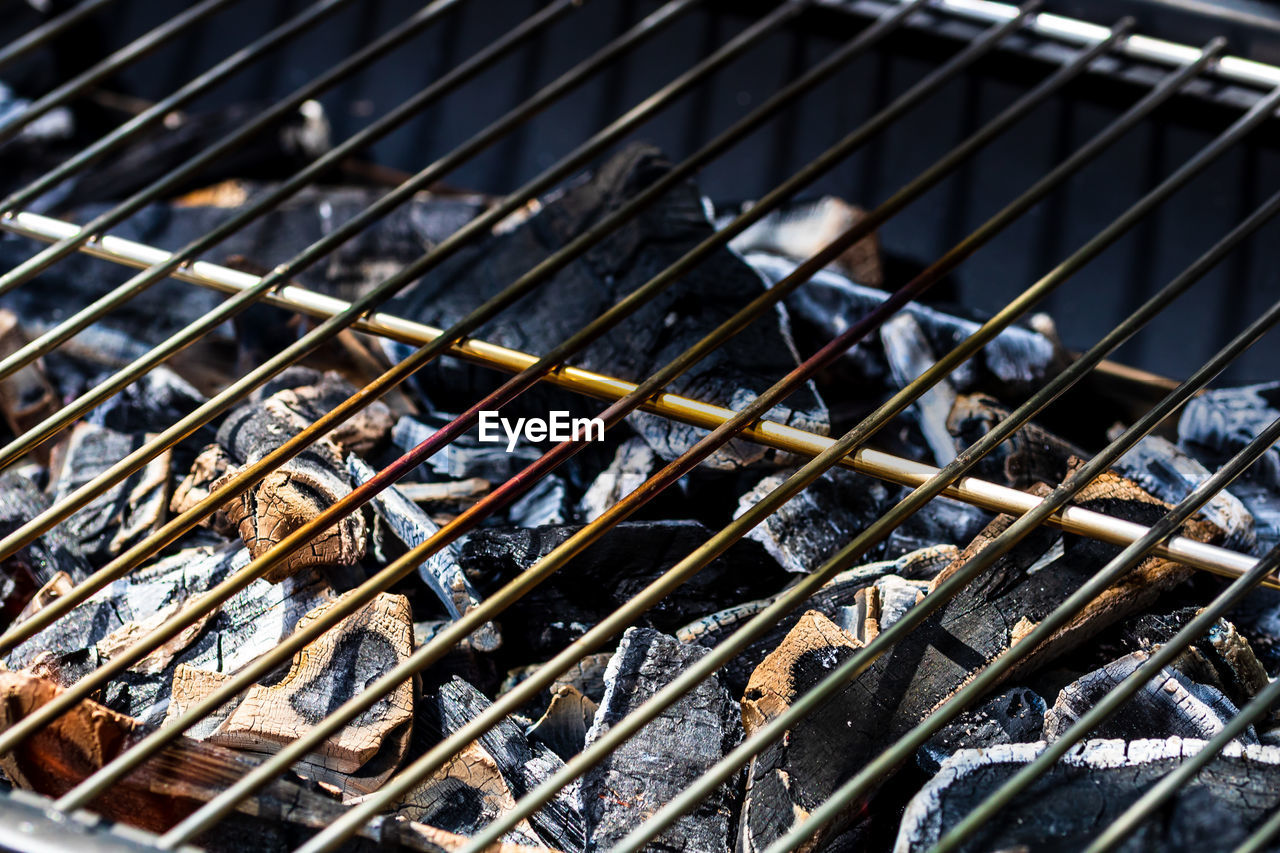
[1,0,1280,851]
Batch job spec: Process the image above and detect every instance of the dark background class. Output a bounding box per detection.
[3,0,1280,385]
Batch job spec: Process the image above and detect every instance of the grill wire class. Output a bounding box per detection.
[0,0,1278,851]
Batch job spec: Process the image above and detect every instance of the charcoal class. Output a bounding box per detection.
[875,574,928,629]
[721,195,883,286]
[459,521,789,655]
[0,470,89,627]
[52,422,171,563]
[404,677,584,851]
[503,652,615,709]
[580,627,742,852]
[1111,432,1255,553]
[883,495,991,562]
[0,669,509,853]
[167,592,414,799]
[679,545,957,695]
[87,365,207,437]
[1178,381,1280,490]
[390,414,542,484]
[1043,649,1257,745]
[506,473,572,528]
[735,466,900,574]
[383,143,828,470]
[897,739,1280,852]
[348,454,501,652]
[191,372,393,581]
[744,251,1059,397]
[1233,480,1280,556]
[736,474,1222,852]
[947,394,1086,490]
[882,312,959,467]
[917,687,1046,774]
[527,683,598,761]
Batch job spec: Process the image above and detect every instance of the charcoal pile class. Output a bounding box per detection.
[2,133,1280,853]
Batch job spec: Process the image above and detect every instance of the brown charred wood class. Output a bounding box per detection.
[166,592,413,797]
[527,684,597,762]
[581,627,742,853]
[736,474,1223,853]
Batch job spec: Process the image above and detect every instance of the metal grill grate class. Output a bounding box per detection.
[0,1,1279,851]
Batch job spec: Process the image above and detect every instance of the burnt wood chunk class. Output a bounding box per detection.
[459,521,788,655]
[1177,381,1280,491]
[53,422,171,563]
[947,394,1087,490]
[385,143,828,470]
[86,365,206,436]
[0,669,537,853]
[679,546,957,696]
[881,313,959,467]
[736,467,899,574]
[166,592,413,797]
[917,687,1046,774]
[580,627,743,853]
[0,471,89,628]
[404,677,584,851]
[1042,650,1257,745]
[577,437,658,522]
[189,371,392,581]
[741,611,862,737]
[897,739,1280,852]
[736,474,1221,852]
[1111,432,1255,553]
[349,454,500,652]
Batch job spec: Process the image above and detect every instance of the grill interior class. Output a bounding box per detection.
[0,1,1279,851]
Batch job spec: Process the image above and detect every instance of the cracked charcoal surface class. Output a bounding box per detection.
[581,628,743,852]
[1178,381,1280,491]
[898,740,1280,852]
[383,143,828,470]
[917,687,1046,774]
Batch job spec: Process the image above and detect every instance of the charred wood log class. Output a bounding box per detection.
[721,196,883,287]
[917,686,1046,774]
[580,627,743,853]
[384,143,829,470]
[0,470,90,628]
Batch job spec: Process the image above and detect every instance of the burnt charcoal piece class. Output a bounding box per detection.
[947,394,1087,490]
[917,687,1046,774]
[1233,480,1280,557]
[735,466,900,574]
[736,474,1222,852]
[744,252,1059,397]
[86,365,206,437]
[881,312,959,467]
[0,669,510,853]
[384,143,828,470]
[405,677,584,851]
[0,471,89,627]
[390,414,542,484]
[349,455,501,652]
[722,196,883,287]
[679,545,957,696]
[580,628,743,852]
[1111,433,1255,553]
[1178,381,1280,490]
[53,422,171,563]
[458,520,789,655]
[166,592,413,799]
[507,473,572,529]
[195,372,393,581]
[897,740,1280,852]
[578,436,658,521]
[882,496,991,562]
[1042,650,1257,745]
